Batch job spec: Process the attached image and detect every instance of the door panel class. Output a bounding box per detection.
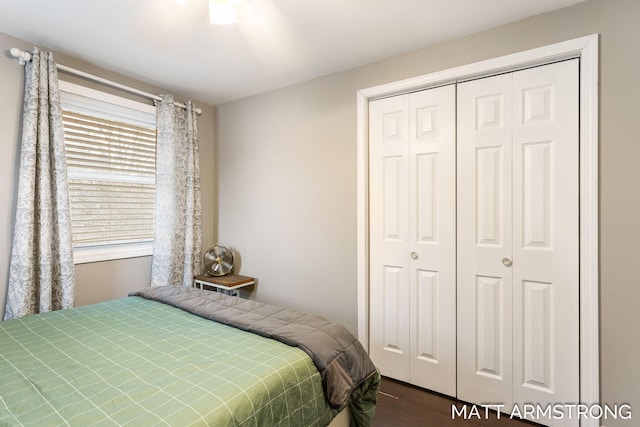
[415,269,438,361]
[475,275,505,378]
[381,266,404,353]
[512,60,579,427]
[521,141,552,248]
[369,95,411,381]
[457,73,514,407]
[415,153,437,242]
[382,155,404,240]
[476,146,505,245]
[521,280,552,390]
[408,86,456,396]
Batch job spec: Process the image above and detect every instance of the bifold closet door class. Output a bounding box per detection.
[457,71,514,405]
[369,85,456,396]
[457,59,579,426]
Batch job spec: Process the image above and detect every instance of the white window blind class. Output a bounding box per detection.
[59,81,157,262]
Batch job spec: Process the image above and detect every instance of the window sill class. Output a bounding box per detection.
[73,242,153,264]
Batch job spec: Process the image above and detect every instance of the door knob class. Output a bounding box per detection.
[410,251,419,260]
[502,257,513,267]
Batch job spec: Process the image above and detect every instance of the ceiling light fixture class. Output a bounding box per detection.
[209,0,243,25]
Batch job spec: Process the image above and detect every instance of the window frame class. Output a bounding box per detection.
[59,80,157,265]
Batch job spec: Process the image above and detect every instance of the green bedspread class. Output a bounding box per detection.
[0,297,340,426]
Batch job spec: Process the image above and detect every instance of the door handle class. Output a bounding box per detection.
[410,251,419,260]
[502,257,513,267]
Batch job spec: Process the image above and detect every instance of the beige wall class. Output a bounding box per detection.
[216,0,639,423]
[0,31,216,316]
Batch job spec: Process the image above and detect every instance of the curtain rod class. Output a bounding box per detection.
[9,48,202,115]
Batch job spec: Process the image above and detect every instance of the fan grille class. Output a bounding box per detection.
[203,244,234,276]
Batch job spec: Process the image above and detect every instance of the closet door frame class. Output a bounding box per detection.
[356,34,599,427]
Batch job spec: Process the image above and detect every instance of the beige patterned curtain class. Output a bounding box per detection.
[151,96,202,287]
[4,48,75,320]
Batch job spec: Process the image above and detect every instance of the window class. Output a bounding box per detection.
[59,81,157,264]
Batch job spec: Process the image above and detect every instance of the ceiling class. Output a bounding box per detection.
[0,0,586,105]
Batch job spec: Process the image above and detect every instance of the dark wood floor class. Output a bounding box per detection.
[372,377,540,427]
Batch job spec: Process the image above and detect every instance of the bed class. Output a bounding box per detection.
[0,286,379,426]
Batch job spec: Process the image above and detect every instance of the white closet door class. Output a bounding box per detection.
[511,60,579,427]
[408,86,456,395]
[457,59,579,427]
[369,85,456,394]
[369,94,411,381]
[457,73,514,406]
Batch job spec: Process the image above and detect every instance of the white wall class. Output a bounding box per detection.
[216,1,640,425]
